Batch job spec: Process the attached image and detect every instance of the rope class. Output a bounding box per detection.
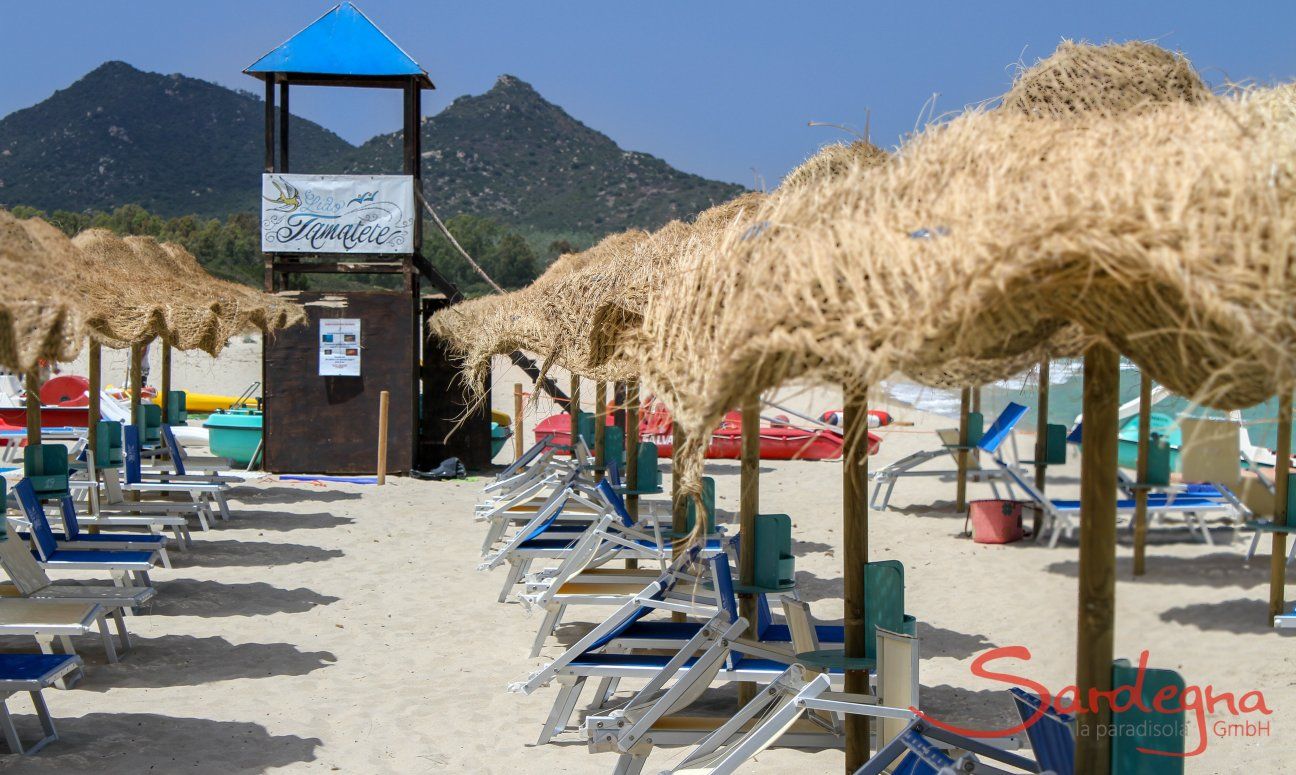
[415,188,505,294]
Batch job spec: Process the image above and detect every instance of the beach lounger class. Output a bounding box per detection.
[73,454,209,537]
[120,426,232,521]
[870,405,1025,511]
[14,480,158,588]
[0,653,83,754]
[14,496,171,569]
[592,625,924,774]
[986,404,1244,548]
[148,425,245,484]
[0,524,152,648]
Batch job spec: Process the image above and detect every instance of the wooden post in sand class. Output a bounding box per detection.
[1033,357,1050,536]
[593,380,607,477]
[569,375,582,459]
[377,390,390,485]
[1132,373,1152,577]
[737,393,761,704]
[24,371,41,448]
[955,387,971,513]
[1076,345,1119,775]
[160,342,172,428]
[1269,392,1292,626]
[87,341,102,518]
[671,423,687,622]
[129,343,143,427]
[625,379,641,571]
[513,383,524,459]
[843,386,870,772]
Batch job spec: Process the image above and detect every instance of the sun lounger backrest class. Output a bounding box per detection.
[976,402,1028,455]
[595,480,636,528]
[58,496,84,540]
[586,577,673,652]
[123,424,143,484]
[864,560,905,660]
[0,524,53,595]
[520,493,571,542]
[13,480,59,562]
[781,598,820,654]
[160,425,188,476]
[499,435,552,478]
[1179,418,1241,489]
[1112,660,1185,771]
[710,554,740,624]
[874,627,920,771]
[1011,689,1075,775]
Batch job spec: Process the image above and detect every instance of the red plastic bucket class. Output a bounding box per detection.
[969,500,1024,544]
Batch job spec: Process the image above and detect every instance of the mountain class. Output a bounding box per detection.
[343,75,746,233]
[0,61,352,218]
[0,64,746,235]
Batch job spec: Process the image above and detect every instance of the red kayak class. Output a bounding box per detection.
[535,399,881,460]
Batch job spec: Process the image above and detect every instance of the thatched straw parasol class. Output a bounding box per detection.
[0,211,89,373]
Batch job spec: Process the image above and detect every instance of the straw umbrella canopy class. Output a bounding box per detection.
[427,229,652,399]
[0,212,92,373]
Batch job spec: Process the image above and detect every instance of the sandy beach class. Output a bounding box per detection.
[2,353,1289,774]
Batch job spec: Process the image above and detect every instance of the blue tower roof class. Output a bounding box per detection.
[245,2,433,89]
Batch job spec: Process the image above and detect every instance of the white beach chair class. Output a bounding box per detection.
[0,652,84,754]
[870,405,1024,511]
[986,404,1246,548]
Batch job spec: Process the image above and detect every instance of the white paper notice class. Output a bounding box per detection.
[319,318,362,377]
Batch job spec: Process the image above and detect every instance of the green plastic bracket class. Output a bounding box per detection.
[1146,432,1172,486]
[1111,659,1185,770]
[966,412,985,447]
[751,514,795,591]
[1044,423,1068,464]
[165,390,188,425]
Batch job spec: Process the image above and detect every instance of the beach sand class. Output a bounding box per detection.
[5,354,1290,773]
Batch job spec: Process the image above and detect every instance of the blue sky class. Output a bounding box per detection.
[4,1,1295,187]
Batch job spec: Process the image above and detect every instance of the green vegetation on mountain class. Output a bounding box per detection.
[0,63,745,251]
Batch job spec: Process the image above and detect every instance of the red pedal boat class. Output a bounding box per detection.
[535,398,881,460]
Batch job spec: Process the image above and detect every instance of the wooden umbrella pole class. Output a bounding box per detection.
[625,379,640,571]
[737,393,761,704]
[1076,345,1119,775]
[24,370,42,448]
[1133,372,1152,577]
[87,341,101,519]
[1033,357,1051,537]
[671,422,687,622]
[512,383,524,459]
[129,343,143,427]
[160,342,172,426]
[1269,392,1292,626]
[843,386,871,772]
[569,375,581,461]
[955,387,971,513]
[593,379,607,477]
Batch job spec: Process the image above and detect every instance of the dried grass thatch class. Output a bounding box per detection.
[641,97,1296,492]
[1000,39,1211,118]
[0,211,89,372]
[71,230,304,356]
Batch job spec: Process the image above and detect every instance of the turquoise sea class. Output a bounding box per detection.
[882,359,1294,451]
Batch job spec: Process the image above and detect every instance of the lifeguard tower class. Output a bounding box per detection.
[246,2,491,474]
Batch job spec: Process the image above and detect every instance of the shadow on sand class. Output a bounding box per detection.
[174,539,343,568]
[74,634,335,689]
[1044,552,1267,588]
[226,485,363,504]
[148,579,339,617]
[225,511,355,531]
[3,713,320,772]
[1159,598,1277,634]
